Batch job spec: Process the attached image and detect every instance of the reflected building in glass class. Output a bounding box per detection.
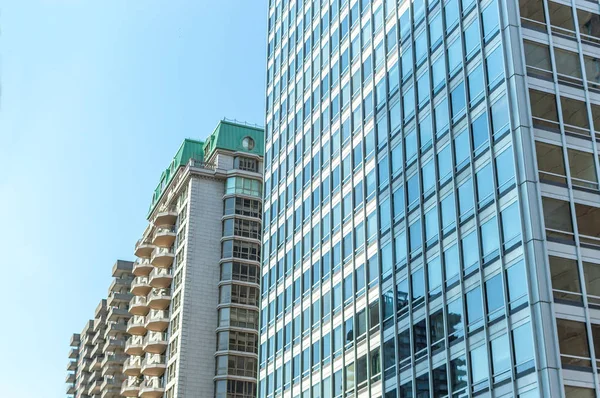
[259,0,600,397]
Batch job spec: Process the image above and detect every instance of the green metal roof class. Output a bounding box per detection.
[147,120,264,217]
[203,120,265,160]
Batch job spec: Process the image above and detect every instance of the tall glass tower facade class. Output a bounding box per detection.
[260,0,600,397]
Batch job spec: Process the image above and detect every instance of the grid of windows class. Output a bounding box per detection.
[261,0,600,397]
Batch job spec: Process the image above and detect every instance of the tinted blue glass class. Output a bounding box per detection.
[412,268,425,300]
[486,46,504,86]
[447,297,463,339]
[454,129,470,168]
[468,64,484,105]
[444,244,459,283]
[476,164,494,206]
[430,13,443,49]
[485,274,504,314]
[403,86,415,122]
[409,219,423,253]
[495,146,515,191]
[425,206,438,243]
[501,202,521,247]
[482,0,500,39]
[405,130,417,163]
[448,39,462,75]
[388,63,399,93]
[470,345,489,383]
[462,231,478,272]
[428,256,442,292]
[466,286,483,324]
[491,95,509,137]
[422,160,435,194]
[432,56,446,91]
[451,82,466,121]
[506,260,528,304]
[471,112,489,151]
[415,32,427,64]
[390,101,401,133]
[419,114,432,149]
[481,216,499,258]
[393,186,405,220]
[435,99,449,136]
[399,9,411,39]
[407,174,419,205]
[417,72,430,106]
[438,145,452,182]
[380,197,391,232]
[458,178,474,217]
[401,46,413,80]
[444,0,459,31]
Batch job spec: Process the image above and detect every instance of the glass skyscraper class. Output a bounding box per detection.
[260,0,600,397]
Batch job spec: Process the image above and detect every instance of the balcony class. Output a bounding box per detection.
[70,333,80,347]
[125,336,144,356]
[141,354,166,377]
[148,267,172,289]
[121,377,141,397]
[67,360,76,371]
[90,355,104,371]
[145,310,169,332]
[107,306,130,322]
[66,384,75,395]
[100,377,121,396]
[154,205,177,227]
[103,337,124,352]
[109,276,133,293]
[87,380,101,396]
[143,332,167,355]
[126,315,147,336]
[90,344,102,360]
[147,288,171,310]
[131,276,151,296]
[104,321,126,338]
[139,377,165,398]
[150,247,175,268]
[129,296,149,316]
[132,259,153,276]
[65,373,75,383]
[123,356,142,376]
[152,226,176,248]
[135,239,155,258]
[91,329,105,346]
[68,347,78,359]
[107,292,132,307]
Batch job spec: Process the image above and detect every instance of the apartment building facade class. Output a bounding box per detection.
[121,120,264,398]
[259,0,600,398]
[66,260,133,398]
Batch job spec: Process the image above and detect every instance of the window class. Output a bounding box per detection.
[495,146,515,193]
[536,141,566,185]
[470,344,489,388]
[501,202,521,250]
[568,148,598,189]
[447,297,464,343]
[490,334,511,381]
[486,45,504,88]
[485,274,504,322]
[481,217,499,263]
[550,256,582,304]
[556,319,592,370]
[466,286,483,331]
[458,178,474,220]
[476,164,494,208]
[512,322,534,374]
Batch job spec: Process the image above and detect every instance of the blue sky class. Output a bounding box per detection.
[0,1,267,396]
